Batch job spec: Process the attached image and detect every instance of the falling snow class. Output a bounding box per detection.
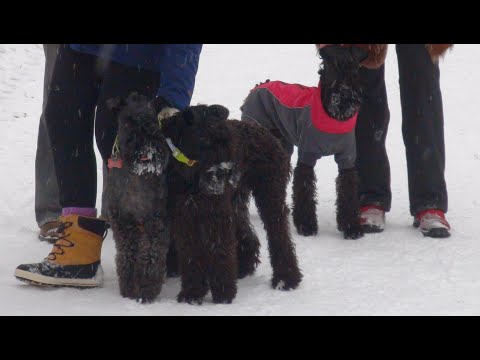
[0,44,479,315]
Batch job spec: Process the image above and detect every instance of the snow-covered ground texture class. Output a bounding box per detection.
[1,44,479,316]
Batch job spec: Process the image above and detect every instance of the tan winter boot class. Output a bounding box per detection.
[15,215,108,287]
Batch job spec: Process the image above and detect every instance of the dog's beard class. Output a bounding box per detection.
[199,162,241,195]
[319,60,362,121]
[321,80,361,120]
[132,143,169,177]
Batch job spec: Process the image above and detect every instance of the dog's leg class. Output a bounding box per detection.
[233,188,260,279]
[166,191,179,278]
[336,168,364,240]
[174,196,209,305]
[252,175,302,291]
[292,162,319,236]
[176,250,209,305]
[110,211,139,300]
[206,200,238,304]
[131,216,169,304]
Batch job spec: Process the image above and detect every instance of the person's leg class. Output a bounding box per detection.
[356,64,392,212]
[44,47,100,212]
[396,44,448,216]
[35,44,62,240]
[396,44,450,237]
[15,47,108,287]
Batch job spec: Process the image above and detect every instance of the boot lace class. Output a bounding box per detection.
[46,221,74,261]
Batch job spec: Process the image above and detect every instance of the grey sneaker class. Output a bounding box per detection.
[38,220,61,244]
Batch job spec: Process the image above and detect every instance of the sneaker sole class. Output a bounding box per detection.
[14,267,103,288]
[361,225,384,234]
[421,228,451,239]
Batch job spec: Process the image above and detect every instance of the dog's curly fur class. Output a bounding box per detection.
[318,45,366,120]
[335,168,363,239]
[105,93,171,304]
[106,94,301,304]
[162,105,302,305]
[292,163,318,237]
[290,157,363,240]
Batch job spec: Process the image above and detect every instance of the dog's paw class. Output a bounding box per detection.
[212,296,234,305]
[177,292,204,305]
[272,269,303,291]
[136,296,155,304]
[343,225,364,240]
[237,257,259,279]
[237,266,256,279]
[122,289,159,304]
[295,220,319,237]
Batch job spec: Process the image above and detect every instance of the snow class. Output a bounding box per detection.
[1,44,479,315]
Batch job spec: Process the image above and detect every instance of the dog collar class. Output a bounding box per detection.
[166,138,198,167]
[108,137,123,170]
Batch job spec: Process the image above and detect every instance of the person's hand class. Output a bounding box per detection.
[158,106,180,121]
[152,96,179,121]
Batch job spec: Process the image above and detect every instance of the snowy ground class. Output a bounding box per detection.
[1,44,479,316]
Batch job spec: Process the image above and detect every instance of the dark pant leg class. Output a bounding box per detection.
[44,47,100,208]
[94,62,161,163]
[35,44,62,226]
[356,65,392,211]
[94,62,160,217]
[396,44,448,216]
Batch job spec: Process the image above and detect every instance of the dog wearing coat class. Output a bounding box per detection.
[241,45,368,239]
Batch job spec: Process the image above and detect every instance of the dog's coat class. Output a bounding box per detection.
[241,80,357,169]
[242,80,363,240]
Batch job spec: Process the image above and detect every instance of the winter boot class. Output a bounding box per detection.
[414,209,451,238]
[15,215,107,287]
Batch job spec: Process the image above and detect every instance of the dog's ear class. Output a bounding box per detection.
[207,105,229,122]
[183,107,198,126]
[319,44,342,60]
[106,97,127,115]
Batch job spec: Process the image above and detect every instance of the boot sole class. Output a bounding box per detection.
[14,267,103,288]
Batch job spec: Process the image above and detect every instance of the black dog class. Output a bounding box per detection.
[106,94,301,304]
[241,45,367,240]
[105,93,171,303]
[161,104,302,305]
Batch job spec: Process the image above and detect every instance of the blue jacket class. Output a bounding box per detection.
[70,44,202,110]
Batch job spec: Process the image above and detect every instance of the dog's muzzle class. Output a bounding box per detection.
[132,144,169,176]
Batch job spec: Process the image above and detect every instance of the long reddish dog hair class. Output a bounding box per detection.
[316,44,453,69]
